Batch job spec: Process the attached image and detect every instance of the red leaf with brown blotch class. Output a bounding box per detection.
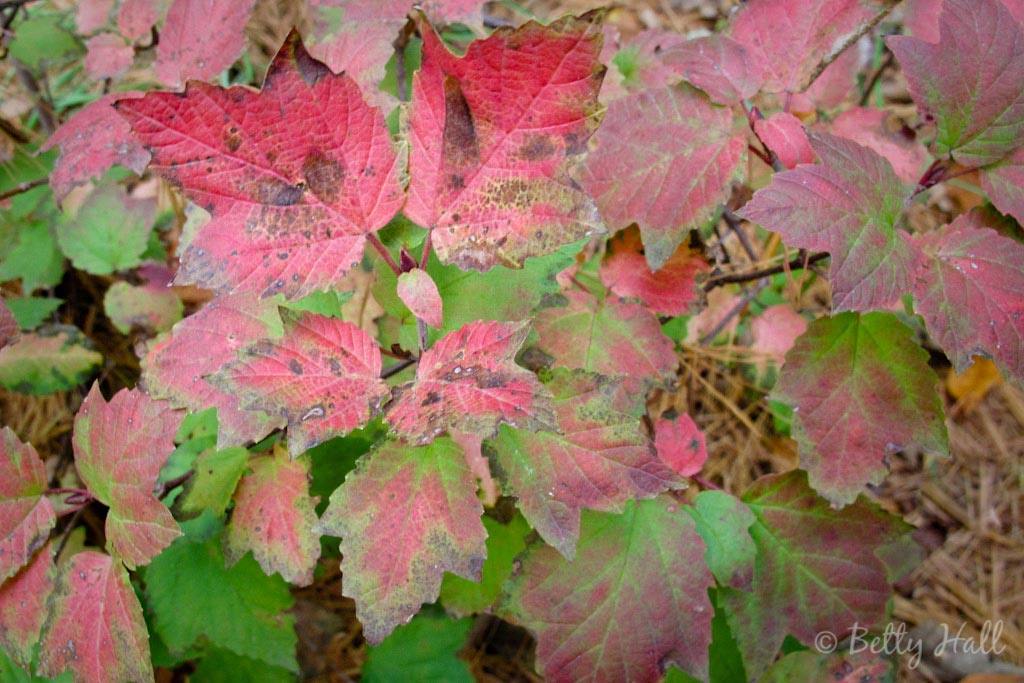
[654,414,707,477]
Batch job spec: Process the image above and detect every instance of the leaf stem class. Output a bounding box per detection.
[722,208,759,262]
[699,277,769,345]
[156,470,194,500]
[690,474,723,492]
[366,233,403,276]
[381,357,417,379]
[0,176,47,202]
[858,50,894,107]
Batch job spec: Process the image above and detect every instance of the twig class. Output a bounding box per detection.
[0,115,29,143]
[381,357,417,379]
[366,233,403,276]
[722,208,758,262]
[859,50,894,107]
[1,176,50,200]
[801,4,897,93]
[157,470,194,500]
[14,63,56,134]
[690,475,723,492]
[703,251,829,291]
[54,507,85,558]
[393,20,415,103]
[699,277,769,345]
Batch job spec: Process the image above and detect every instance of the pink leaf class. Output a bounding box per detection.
[118,0,165,42]
[155,0,257,89]
[660,34,765,105]
[0,544,53,668]
[420,0,483,28]
[214,311,389,457]
[77,0,114,35]
[887,0,1024,167]
[654,414,707,477]
[387,320,554,444]
[404,14,606,271]
[600,29,687,101]
[73,384,185,568]
[0,298,19,349]
[314,438,486,643]
[397,268,444,328]
[41,93,150,204]
[224,446,321,585]
[117,30,405,298]
[577,84,745,270]
[911,211,1024,381]
[37,552,152,683]
[141,293,286,448]
[828,107,929,184]
[451,431,498,506]
[980,145,1024,225]
[738,131,921,313]
[750,304,808,373]
[755,112,815,169]
[0,427,55,583]
[84,33,134,80]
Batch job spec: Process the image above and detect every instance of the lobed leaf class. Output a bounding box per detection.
[362,611,474,683]
[828,107,929,184]
[54,182,155,275]
[0,427,55,583]
[103,264,183,334]
[660,34,765,105]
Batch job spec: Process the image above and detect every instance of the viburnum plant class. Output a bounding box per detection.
[1,0,1023,680]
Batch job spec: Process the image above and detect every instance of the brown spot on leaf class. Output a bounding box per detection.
[289,358,303,375]
[254,177,304,206]
[225,133,242,152]
[421,392,442,406]
[443,77,480,167]
[518,134,557,161]
[302,150,344,203]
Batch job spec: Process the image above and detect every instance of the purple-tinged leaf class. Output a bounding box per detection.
[660,34,765,105]
[828,107,929,184]
[772,312,949,505]
[0,544,54,668]
[155,0,257,89]
[118,0,164,41]
[103,264,184,334]
[738,131,921,312]
[600,29,687,101]
[0,427,56,582]
[654,413,707,477]
[84,33,134,80]
[755,112,814,169]
[980,146,1024,225]
[314,437,486,644]
[73,384,185,568]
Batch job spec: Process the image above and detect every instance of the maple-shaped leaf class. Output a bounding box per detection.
[0,543,53,668]
[396,268,444,328]
[403,13,605,271]
[141,293,286,448]
[738,131,920,313]
[41,93,150,204]
[599,226,709,316]
[212,310,388,457]
[223,445,321,585]
[887,0,1024,167]
[533,290,677,387]
[502,498,714,683]
[155,0,257,88]
[54,182,155,275]
[577,83,745,270]
[37,551,152,683]
[659,34,765,106]
[84,33,134,80]
[386,320,554,444]
[729,0,887,95]
[980,145,1024,225]
[489,369,681,559]
[654,413,707,477]
[829,107,929,184]
[117,31,405,299]
[754,112,814,169]
[0,427,55,582]
[73,384,185,568]
[314,437,487,643]
[911,211,1024,381]
[720,470,915,678]
[772,312,949,506]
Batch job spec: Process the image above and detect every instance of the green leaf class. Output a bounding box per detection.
[4,298,62,331]
[362,610,474,683]
[440,514,529,616]
[0,220,64,293]
[191,647,296,683]
[8,14,82,71]
[0,648,72,683]
[174,446,250,520]
[279,289,353,319]
[55,184,155,275]
[686,490,756,590]
[0,328,101,394]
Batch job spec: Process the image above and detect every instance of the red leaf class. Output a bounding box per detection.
[654,414,707,477]
[502,499,714,683]
[214,311,389,457]
[314,438,486,643]
[755,112,814,169]
[73,384,185,568]
[404,13,606,271]
[0,427,55,583]
[887,0,1024,167]
[772,313,949,505]
[386,320,555,444]
[911,211,1024,381]
[84,33,134,80]
[729,0,886,95]
[738,131,921,312]
[599,226,709,317]
[980,145,1024,225]
[77,0,113,35]
[600,29,687,101]
[750,304,808,373]
[660,34,765,105]
[118,0,163,42]
[37,552,152,683]
[0,544,53,668]
[577,84,745,270]
[0,299,18,348]
[117,30,405,298]
[397,268,444,328]
[155,0,256,89]
[828,107,929,184]
[224,446,321,586]
[489,369,681,559]
[142,294,286,449]
[41,93,151,204]
[533,291,677,388]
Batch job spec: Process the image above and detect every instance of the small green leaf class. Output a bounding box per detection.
[0,220,64,293]
[191,647,296,683]
[8,15,82,71]
[440,514,529,615]
[363,610,474,683]
[55,184,155,275]
[174,446,250,520]
[4,298,62,331]
[686,490,756,590]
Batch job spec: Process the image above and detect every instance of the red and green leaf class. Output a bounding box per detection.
[386,320,555,444]
[117,31,405,298]
[772,312,948,505]
[314,438,486,644]
[403,13,605,270]
[73,384,185,569]
[502,498,714,683]
[396,268,444,329]
[488,369,681,559]
[0,543,53,668]
[686,491,756,590]
[0,427,55,582]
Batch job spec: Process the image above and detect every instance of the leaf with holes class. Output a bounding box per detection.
[0,543,53,668]
[73,384,185,569]
[502,498,714,683]
[911,211,1024,382]
[654,413,707,477]
[739,132,920,312]
[489,369,681,559]
[142,293,285,449]
[887,0,1024,167]
[386,320,554,444]
[212,311,388,457]
[403,13,605,270]
[117,30,405,298]
[0,427,55,583]
[37,551,152,683]
[578,83,744,270]
[314,437,486,643]
[155,0,257,89]
[772,313,948,505]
